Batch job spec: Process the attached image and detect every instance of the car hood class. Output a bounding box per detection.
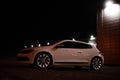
[22,45,53,52]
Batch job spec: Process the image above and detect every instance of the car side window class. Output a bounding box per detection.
[77,43,92,49]
[57,42,92,49]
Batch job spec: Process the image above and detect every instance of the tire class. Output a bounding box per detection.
[90,57,103,71]
[34,53,52,69]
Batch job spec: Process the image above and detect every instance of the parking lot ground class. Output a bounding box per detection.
[0,57,120,80]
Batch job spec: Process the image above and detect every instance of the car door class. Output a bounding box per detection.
[53,42,76,63]
[53,41,93,64]
[71,42,93,63]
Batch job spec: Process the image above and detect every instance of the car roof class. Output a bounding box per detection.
[59,39,89,44]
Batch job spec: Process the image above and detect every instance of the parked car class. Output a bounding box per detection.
[16,39,104,70]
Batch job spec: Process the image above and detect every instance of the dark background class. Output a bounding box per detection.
[1,0,104,56]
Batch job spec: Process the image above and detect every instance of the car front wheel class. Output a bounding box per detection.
[34,53,52,69]
[90,57,103,71]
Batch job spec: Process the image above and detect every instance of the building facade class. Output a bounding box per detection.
[97,0,120,65]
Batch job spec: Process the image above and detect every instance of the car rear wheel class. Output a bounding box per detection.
[90,57,103,71]
[34,53,52,69]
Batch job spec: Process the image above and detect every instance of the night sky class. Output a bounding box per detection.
[1,0,104,56]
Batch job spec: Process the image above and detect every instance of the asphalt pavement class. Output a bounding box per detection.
[0,57,120,80]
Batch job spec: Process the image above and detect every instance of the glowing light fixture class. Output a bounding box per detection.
[104,0,120,17]
[24,45,27,48]
[89,35,96,46]
[90,35,96,41]
[47,42,50,45]
[38,44,41,47]
[72,38,75,41]
[31,45,34,48]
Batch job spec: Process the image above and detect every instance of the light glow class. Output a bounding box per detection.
[38,44,41,47]
[31,45,34,48]
[90,35,96,40]
[88,35,96,46]
[24,45,27,48]
[104,1,120,17]
[47,42,50,45]
[72,38,75,41]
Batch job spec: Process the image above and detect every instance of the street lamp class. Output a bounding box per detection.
[72,38,75,41]
[38,44,41,47]
[88,35,96,46]
[47,42,50,45]
[24,45,27,48]
[90,35,96,41]
[31,45,34,48]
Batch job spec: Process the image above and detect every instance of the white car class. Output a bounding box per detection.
[16,39,104,70]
